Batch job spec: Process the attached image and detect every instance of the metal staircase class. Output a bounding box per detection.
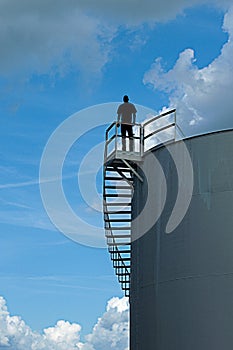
[103,160,134,296]
[103,109,180,297]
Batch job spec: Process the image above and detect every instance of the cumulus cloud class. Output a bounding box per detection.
[143,5,233,135]
[0,296,82,349]
[81,297,129,350]
[0,295,129,350]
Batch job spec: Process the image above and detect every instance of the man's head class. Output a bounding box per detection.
[123,95,129,102]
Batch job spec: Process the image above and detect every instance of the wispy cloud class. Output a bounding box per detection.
[0,199,31,209]
[0,179,40,189]
[0,209,56,231]
[0,173,77,190]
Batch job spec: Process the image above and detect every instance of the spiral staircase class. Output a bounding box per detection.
[103,109,179,296]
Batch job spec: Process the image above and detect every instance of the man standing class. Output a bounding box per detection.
[117,95,137,152]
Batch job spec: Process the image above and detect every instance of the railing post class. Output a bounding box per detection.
[174,110,177,141]
[104,129,108,161]
[140,125,144,156]
[115,122,118,153]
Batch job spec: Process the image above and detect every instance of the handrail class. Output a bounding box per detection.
[117,122,141,126]
[117,135,141,139]
[105,121,141,135]
[106,121,115,134]
[144,122,175,140]
[143,108,176,127]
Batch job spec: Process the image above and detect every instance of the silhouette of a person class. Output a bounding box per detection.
[117,95,137,152]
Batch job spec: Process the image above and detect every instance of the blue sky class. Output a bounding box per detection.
[0,1,233,349]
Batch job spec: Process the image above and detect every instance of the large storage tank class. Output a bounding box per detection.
[130,129,233,350]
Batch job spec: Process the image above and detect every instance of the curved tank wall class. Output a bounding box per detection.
[130,129,233,350]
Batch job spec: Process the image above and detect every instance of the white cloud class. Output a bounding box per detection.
[0,0,115,78]
[0,295,129,350]
[143,5,233,135]
[0,0,232,79]
[76,0,199,24]
[75,0,233,24]
[81,297,129,350]
[43,321,82,349]
[0,295,81,350]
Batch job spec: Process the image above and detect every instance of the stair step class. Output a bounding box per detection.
[116,267,131,272]
[106,167,131,172]
[112,257,131,262]
[105,176,133,181]
[106,226,131,231]
[104,202,131,206]
[115,269,130,274]
[111,250,130,256]
[110,253,130,257]
[116,266,130,274]
[116,272,131,276]
[108,242,131,246]
[104,185,132,189]
[104,205,131,211]
[104,193,132,198]
[113,265,130,276]
[109,249,131,254]
[113,262,130,266]
[114,260,131,265]
[117,273,130,278]
[105,213,130,220]
[111,255,131,262]
[105,229,131,233]
[109,244,130,249]
[104,205,131,210]
[114,267,130,271]
[118,274,130,279]
[104,210,132,214]
[106,233,131,238]
[105,218,131,222]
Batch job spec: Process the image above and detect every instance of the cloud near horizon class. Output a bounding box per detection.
[0,295,129,350]
[143,5,233,134]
